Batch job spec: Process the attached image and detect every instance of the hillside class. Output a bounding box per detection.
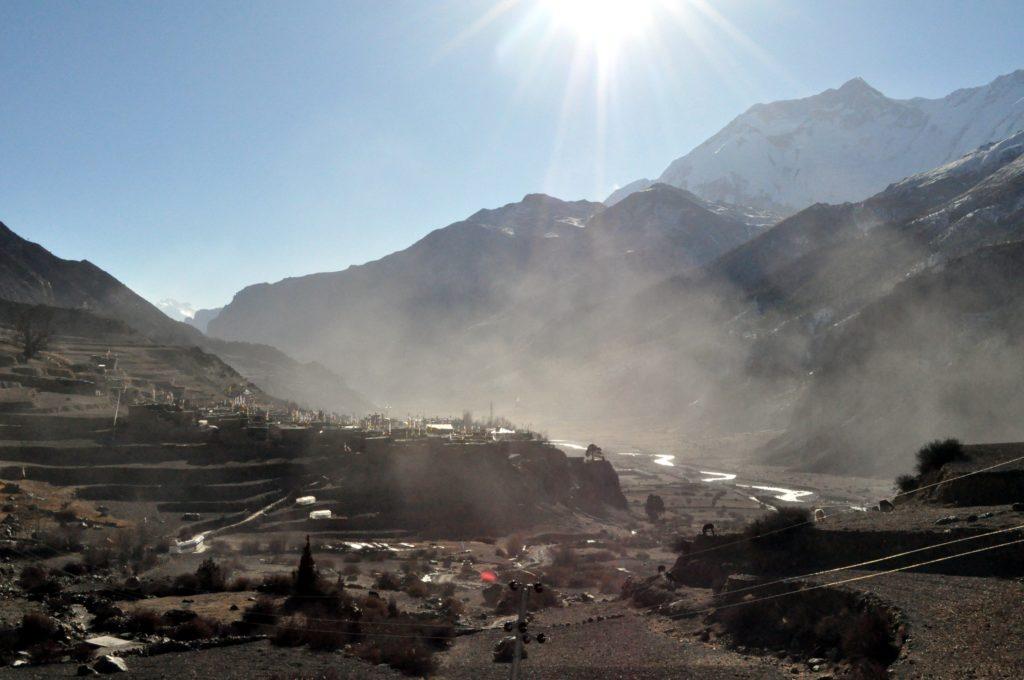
[608,69,1024,213]
[0,222,371,414]
[207,186,759,410]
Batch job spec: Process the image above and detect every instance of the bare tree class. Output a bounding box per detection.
[13,305,53,360]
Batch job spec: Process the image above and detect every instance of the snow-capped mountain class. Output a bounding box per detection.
[155,298,196,322]
[607,69,1024,213]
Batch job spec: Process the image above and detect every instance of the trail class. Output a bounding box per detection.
[174,492,293,554]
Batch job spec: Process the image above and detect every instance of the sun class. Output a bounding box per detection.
[541,0,656,54]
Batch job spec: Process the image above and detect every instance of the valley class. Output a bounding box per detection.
[2,12,1024,675]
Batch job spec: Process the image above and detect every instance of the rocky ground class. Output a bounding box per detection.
[0,639,404,679]
[438,598,794,679]
[809,571,1024,679]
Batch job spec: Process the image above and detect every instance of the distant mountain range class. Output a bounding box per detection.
[208,125,1024,475]
[0,222,372,414]
[205,184,767,411]
[7,67,1024,476]
[607,70,1024,214]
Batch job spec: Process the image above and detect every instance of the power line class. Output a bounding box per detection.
[656,522,1024,607]
[665,534,1024,622]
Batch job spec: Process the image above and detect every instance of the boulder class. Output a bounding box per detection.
[492,635,526,662]
[93,655,128,674]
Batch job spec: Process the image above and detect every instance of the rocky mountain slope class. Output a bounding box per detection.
[0,222,372,413]
[607,69,1024,213]
[207,185,761,409]
[637,132,1024,475]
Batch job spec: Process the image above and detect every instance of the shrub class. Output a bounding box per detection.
[172,572,201,594]
[170,616,221,641]
[342,563,361,576]
[18,565,61,595]
[271,617,306,647]
[18,612,62,647]
[303,617,356,651]
[228,575,255,591]
[375,571,402,591]
[62,561,88,576]
[894,474,919,494]
[354,638,436,677]
[745,507,813,550]
[404,580,429,599]
[237,597,279,633]
[505,533,525,559]
[841,610,900,667]
[645,494,666,522]
[125,609,162,635]
[915,438,966,476]
[260,573,294,595]
[195,557,227,592]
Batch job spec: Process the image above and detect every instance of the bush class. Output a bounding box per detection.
[18,565,61,595]
[375,571,402,591]
[645,494,666,522]
[237,596,279,633]
[894,474,919,494]
[260,573,293,595]
[271,616,306,647]
[354,638,436,677]
[18,612,62,647]
[62,561,88,576]
[841,610,900,667]
[170,616,222,641]
[404,580,429,599]
[125,609,162,635]
[228,575,255,591]
[195,557,227,592]
[915,438,966,476]
[505,533,525,559]
[745,507,813,550]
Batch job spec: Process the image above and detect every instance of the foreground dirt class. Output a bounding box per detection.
[437,599,791,679]
[0,640,403,679]
[811,570,1024,679]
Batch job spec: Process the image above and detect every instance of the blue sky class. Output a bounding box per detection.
[2,0,1023,310]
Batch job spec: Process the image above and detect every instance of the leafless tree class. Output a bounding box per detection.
[13,305,53,360]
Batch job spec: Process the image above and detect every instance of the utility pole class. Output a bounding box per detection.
[505,580,548,680]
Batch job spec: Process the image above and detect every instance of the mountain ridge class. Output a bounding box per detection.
[607,68,1024,212]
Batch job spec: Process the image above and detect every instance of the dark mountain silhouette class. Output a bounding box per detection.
[0,222,372,413]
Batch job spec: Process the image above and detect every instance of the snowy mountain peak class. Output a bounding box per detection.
[611,68,1024,214]
[155,298,196,322]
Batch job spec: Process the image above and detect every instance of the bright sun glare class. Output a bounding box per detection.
[542,0,655,53]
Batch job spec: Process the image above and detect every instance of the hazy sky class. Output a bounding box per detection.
[2,0,1023,310]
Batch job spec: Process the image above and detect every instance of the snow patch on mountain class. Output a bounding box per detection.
[609,69,1024,213]
[155,298,196,321]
